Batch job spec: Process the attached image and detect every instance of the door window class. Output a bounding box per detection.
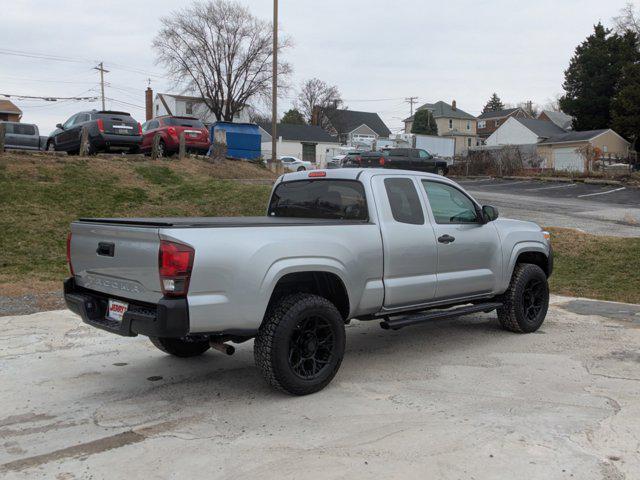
[422,181,479,224]
[62,115,76,129]
[384,178,424,225]
[418,149,431,158]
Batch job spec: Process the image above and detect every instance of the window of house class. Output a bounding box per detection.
[185,101,194,115]
[448,119,453,129]
[478,120,486,129]
[466,121,471,130]
[603,145,608,153]
[384,178,424,225]
[467,138,472,147]
[422,181,479,224]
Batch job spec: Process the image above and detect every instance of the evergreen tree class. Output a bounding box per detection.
[411,109,438,135]
[611,62,640,149]
[280,108,306,125]
[482,93,504,113]
[559,23,639,130]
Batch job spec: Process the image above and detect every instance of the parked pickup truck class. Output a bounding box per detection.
[0,121,41,151]
[344,148,449,175]
[64,168,552,395]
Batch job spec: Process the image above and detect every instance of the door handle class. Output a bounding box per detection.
[438,234,455,244]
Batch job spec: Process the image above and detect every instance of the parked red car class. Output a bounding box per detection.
[141,116,210,156]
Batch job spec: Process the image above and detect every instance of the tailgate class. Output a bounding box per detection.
[70,221,163,304]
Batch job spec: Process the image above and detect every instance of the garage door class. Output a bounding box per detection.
[553,147,584,172]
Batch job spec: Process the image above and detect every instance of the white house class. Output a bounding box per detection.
[260,123,341,165]
[485,117,567,146]
[153,93,251,124]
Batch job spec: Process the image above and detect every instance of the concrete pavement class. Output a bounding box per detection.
[1,297,640,479]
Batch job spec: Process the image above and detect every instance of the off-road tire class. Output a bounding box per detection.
[149,336,210,357]
[497,263,549,333]
[254,293,346,395]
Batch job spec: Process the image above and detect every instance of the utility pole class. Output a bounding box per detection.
[405,96,418,116]
[94,62,109,110]
[271,0,278,165]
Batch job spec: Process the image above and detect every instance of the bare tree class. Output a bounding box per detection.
[614,2,640,37]
[295,78,342,124]
[542,94,563,112]
[153,0,292,122]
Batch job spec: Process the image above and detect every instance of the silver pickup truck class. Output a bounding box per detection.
[64,168,553,395]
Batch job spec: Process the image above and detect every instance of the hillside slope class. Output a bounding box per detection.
[0,154,274,297]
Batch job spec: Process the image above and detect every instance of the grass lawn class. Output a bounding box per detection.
[0,154,273,294]
[1,153,638,305]
[547,227,640,304]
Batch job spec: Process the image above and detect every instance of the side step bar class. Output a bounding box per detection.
[380,302,503,330]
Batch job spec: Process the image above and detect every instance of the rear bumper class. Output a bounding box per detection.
[92,133,142,150]
[63,277,189,338]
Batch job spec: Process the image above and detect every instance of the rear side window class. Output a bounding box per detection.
[384,178,424,225]
[95,113,133,122]
[269,180,368,220]
[6,123,36,135]
[164,117,204,128]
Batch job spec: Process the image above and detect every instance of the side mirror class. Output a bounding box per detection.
[482,205,499,222]
[56,123,64,130]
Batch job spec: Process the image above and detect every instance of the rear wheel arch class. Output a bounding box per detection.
[265,271,351,322]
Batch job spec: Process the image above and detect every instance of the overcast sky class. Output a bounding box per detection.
[0,0,633,135]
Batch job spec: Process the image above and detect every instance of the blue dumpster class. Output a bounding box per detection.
[210,122,261,160]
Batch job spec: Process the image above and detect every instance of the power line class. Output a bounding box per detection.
[0,93,98,101]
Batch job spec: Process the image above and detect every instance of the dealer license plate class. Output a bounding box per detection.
[107,299,129,322]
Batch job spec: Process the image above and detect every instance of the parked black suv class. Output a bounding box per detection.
[47,110,142,155]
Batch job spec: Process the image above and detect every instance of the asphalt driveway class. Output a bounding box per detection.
[457,178,640,237]
[2,296,639,479]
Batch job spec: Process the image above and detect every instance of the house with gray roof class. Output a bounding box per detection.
[403,100,478,155]
[485,117,566,146]
[259,123,340,163]
[484,116,630,172]
[322,109,391,146]
[537,110,574,130]
[477,107,531,140]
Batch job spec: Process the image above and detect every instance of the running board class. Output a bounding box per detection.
[380,302,503,330]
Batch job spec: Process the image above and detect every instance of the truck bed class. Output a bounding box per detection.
[78,216,370,228]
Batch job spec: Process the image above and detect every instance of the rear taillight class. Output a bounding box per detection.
[167,127,177,137]
[66,232,74,276]
[158,240,194,297]
[96,119,104,133]
[379,157,385,166]
[308,171,326,177]
[138,123,142,135]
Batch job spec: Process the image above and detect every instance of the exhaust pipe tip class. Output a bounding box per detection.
[210,341,235,356]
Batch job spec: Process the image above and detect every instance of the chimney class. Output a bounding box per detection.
[145,87,153,121]
[451,99,457,111]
